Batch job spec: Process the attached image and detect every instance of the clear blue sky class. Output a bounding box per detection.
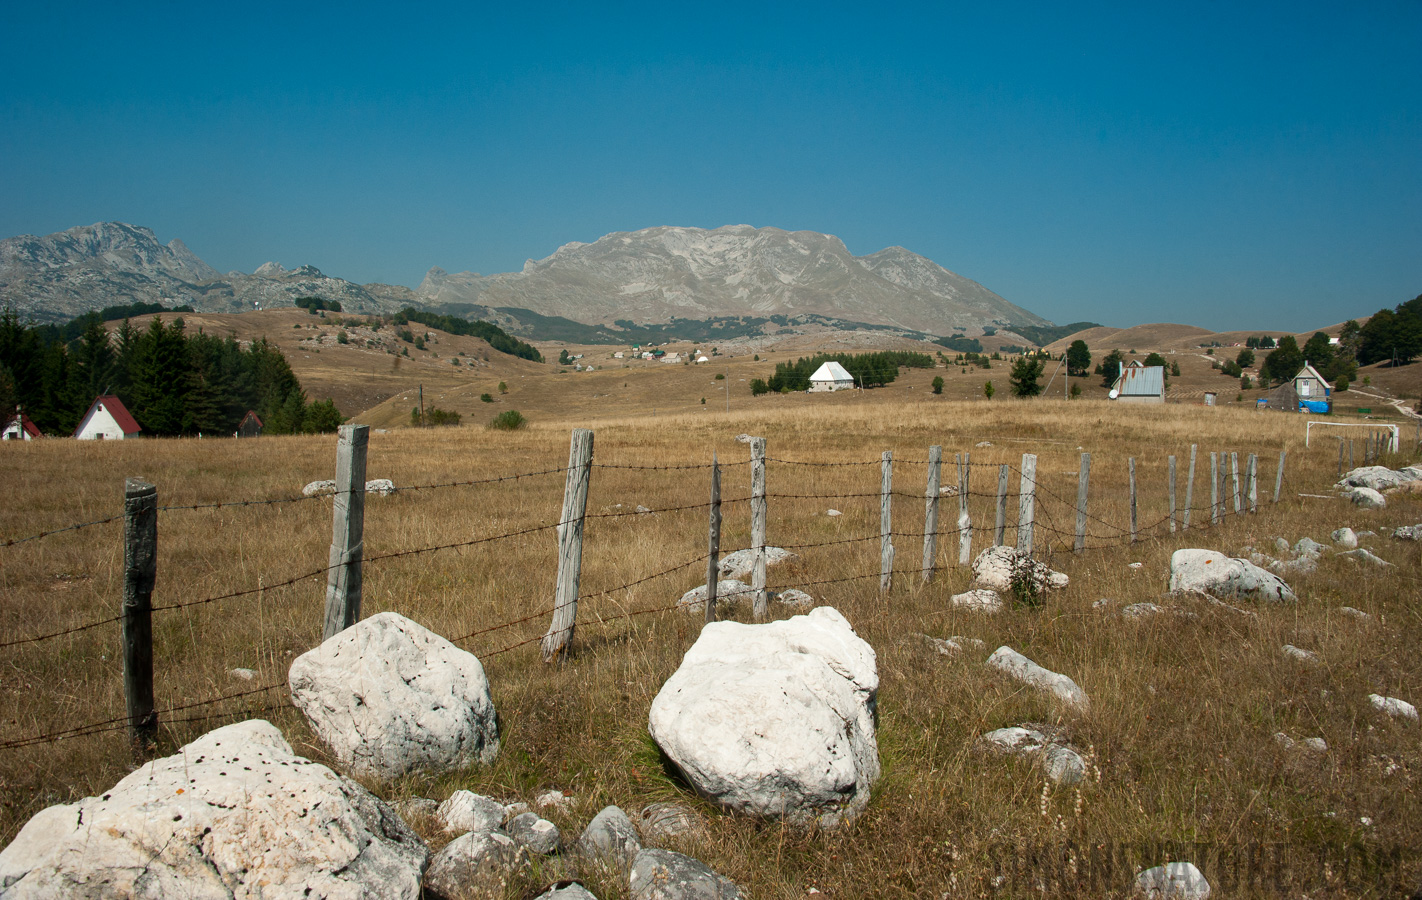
[2,2,1419,332]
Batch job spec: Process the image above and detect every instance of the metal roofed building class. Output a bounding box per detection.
[809,361,855,392]
[1110,361,1166,404]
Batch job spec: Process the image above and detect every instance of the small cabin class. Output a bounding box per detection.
[238,410,264,438]
[2,411,42,441]
[1110,361,1166,404]
[74,395,141,440]
[809,361,855,392]
[1293,361,1332,411]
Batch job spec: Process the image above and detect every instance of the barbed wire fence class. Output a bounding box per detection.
[0,425,1304,756]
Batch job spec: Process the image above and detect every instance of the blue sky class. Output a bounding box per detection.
[2,2,1418,332]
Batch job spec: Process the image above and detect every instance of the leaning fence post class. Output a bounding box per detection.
[1075,452,1090,553]
[1247,453,1258,513]
[1183,444,1196,531]
[1274,450,1286,503]
[705,454,722,624]
[750,437,768,619]
[1231,452,1241,515]
[922,445,941,582]
[1168,455,1177,533]
[880,451,894,592]
[995,464,1009,546]
[1017,453,1036,555]
[123,477,158,756]
[541,428,594,662]
[322,424,369,641]
[1128,457,1138,543]
[958,452,972,565]
[1210,452,1220,526]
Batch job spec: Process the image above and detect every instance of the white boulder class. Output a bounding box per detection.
[677,580,754,611]
[1349,487,1386,509]
[1339,466,1412,492]
[0,720,428,897]
[718,546,797,579]
[629,849,743,900]
[289,611,499,779]
[648,607,879,826]
[437,790,507,834]
[303,479,336,497]
[951,588,1004,613]
[1168,550,1295,603]
[1369,694,1418,721]
[986,646,1090,712]
[1338,548,1392,566]
[970,545,1069,594]
[423,830,523,899]
[774,588,814,608]
[1282,645,1321,665]
[365,478,396,496]
[1331,527,1358,548]
[1135,861,1211,899]
[977,725,1086,784]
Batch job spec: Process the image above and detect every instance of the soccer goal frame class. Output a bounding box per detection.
[1305,420,1398,453]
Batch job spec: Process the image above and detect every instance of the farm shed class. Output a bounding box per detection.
[809,361,855,392]
[74,395,141,440]
[1109,361,1165,403]
[238,410,264,438]
[2,411,42,440]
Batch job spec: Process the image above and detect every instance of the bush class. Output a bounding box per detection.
[1336,376,1350,392]
[714,373,725,380]
[336,330,348,344]
[931,375,944,395]
[413,336,425,351]
[480,393,494,402]
[1241,375,1252,390]
[498,381,507,394]
[983,380,995,400]
[489,410,527,431]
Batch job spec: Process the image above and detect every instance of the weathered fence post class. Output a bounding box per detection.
[705,454,722,624]
[750,437,768,619]
[322,424,369,641]
[1184,444,1196,531]
[995,465,1009,546]
[1349,439,1354,471]
[1274,450,1286,503]
[958,452,972,565]
[1247,453,1258,513]
[1168,455,1177,533]
[1337,439,1344,479]
[1128,457,1138,543]
[123,477,158,756]
[922,445,941,582]
[1075,452,1090,553]
[1210,452,1220,526]
[880,451,894,592]
[1017,454,1037,555]
[541,428,594,662]
[1231,452,1241,515]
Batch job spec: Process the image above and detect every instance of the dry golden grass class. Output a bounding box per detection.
[2,398,1419,897]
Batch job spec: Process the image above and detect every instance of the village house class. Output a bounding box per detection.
[238,410,264,438]
[73,395,142,440]
[2,410,42,440]
[1109,360,1166,404]
[809,361,855,392]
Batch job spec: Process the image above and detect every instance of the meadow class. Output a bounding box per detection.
[1,396,1419,898]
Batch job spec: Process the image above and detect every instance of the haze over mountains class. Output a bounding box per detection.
[0,222,1048,337]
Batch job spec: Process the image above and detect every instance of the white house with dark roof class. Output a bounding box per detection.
[74,395,142,440]
[809,361,855,392]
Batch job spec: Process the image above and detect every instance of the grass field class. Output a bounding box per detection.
[2,395,1420,897]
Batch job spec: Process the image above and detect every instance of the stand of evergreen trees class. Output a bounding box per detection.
[764,351,934,392]
[395,308,543,362]
[0,310,340,436]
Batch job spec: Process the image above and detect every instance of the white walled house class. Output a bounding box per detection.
[2,412,42,440]
[809,361,855,392]
[74,395,142,440]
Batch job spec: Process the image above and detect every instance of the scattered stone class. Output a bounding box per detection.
[1303,737,1328,753]
[978,725,1086,784]
[1293,537,1325,558]
[228,666,256,681]
[1339,606,1372,620]
[303,479,336,497]
[1134,861,1211,899]
[1282,645,1321,665]
[439,791,509,834]
[1369,694,1419,721]
[289,611,500,779]
[733,433,752,444]
[0,720,428,897]
[774,588,814,608]
[969,545,1069,594]
[577,806,642,871]
[1392,524,1422,541]
[1331,527,1358,548]
[507,812,561,855]
[677,580,754,611]
[1128,561,1143,569]
[423,830,523,899]
[986,646,1089,711]
[1121,603,1165,619]
[1168,550,1295,603]
[975,441,993,447]
[536,882,600,900]
[1273,732,1295,750]
[718,547,798,579]
[1273,537,1292,555]
[1092,598,1114,609]
[915,633,985,656]
[636,505,654,515]
[537,790,576,813]
[1268,556,1317,577]
[1338,548,1392,567]
[504,800,531,818]
[938,484,960,496]
[636,803,703,842]
[629,848,744,900]
[951,588,1004,613]
[365,478,396,496]
[826,508,842,517]
[648,607,879,826]
[1349,487,1386,509]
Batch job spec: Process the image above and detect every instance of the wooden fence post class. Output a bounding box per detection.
[541,428,594,661]
[880,451,894,592]
[1231,452,1241,515]
[750,437,768,619]
[1184,444,1196,531]
[705,455,722,624]
[1017,454,1036,555]
[1274,450,1286,503]
[322,424,369,641]
[958,452,972,565]
[123,477,158,756]
[1128,457,1138,543]
[1337,439,1344,479]
[1348,440,1354,471]
[1247,453,1258,513]
[1075,452,1090,553]
[1168,455,1177,533]
[922,445,941,583]
[995,465,1009,546]
[1210,452,1220,526]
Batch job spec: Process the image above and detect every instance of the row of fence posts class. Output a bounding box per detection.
[1337,432,1394,476]
[114,425,1289,754]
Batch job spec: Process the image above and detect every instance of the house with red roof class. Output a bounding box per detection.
[2,410,43,441]
[74,395,142,440]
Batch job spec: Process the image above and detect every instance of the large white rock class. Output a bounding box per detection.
[423,830,522,899]
[1168,550,1295,603]
[289,611,500,779]
[1349,487,1386,509]
[1135,861,1211,899]
[648,607,879,826]
[986,646,1090,711]
[1339,466,1414,492]
[951,588,1004,613]
[676,580,754,611]
[0,720,427,898]
[1369,694,1418,721]
[718,547,797,580]
[1331,527,1358,548]
[970,545,1069,594]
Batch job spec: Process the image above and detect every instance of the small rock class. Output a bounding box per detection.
[1272,732,1295,750]
[677,580,754,611]
[536,882,600,899]
[1392,524,1422,541]
[986,646,1089,711]
[1121,603,1164,619]
[1293,537,1325,558]
[1303,737,1328,753]
[969,545,1069,594]
[1339,606,1371,620]
[1134,861,1211,899]
[1331,527,1358,548]
[636,803,702,842]
[438,791,508,834]
[302,479,336,497]
[1337,548,1392,567]
[628,848,744,900]
[978,725,1086,784]
[577,806,641,871]
[228,667,256,681]
[774,588,814,607]
[1128,562,1143,569]
[365,478,396,496]
[423,830,523,898]
[537,790,576,813]
[507,812,561,855]
[975,441,992,447]
[1269,556,1317,577]
[636,505,654,515]
[504,801,531,818]
[718,546,797,580]
[951,588,1004,613]
[826,508,842,517]
[1349,487,1386,509]
[1368,694,1419,721]
[733,433,752,444]
[1092,598,1114,609]
[396,796,440,821]
[938,484,960,496]
[1281,645,1321,665]
[1273,537,1292,554]
[915,633,985,656]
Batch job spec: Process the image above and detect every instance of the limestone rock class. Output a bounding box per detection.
[1349,487,1386,509]
[1393,524,1422,541]
[228,666,256,680]
[977,725,1086,784]
[951,588,1004,613]
[537,790,576,813]
[916,633,985,657]
[774,588,814,608]
[1293,537,1325,558]
[1339,466,1413,492]
[1369,694,1419,721]
[826,508,842,517]
[438,790,508,834]
[718,547,797,580]
[289,611,499,779]
[1331,527,1358,548]
[1338,548,1392,566]
[537,883,600,899]
[1168,550,1295,603]
[970,545,1069,594]
[303,479,336,497]
[423,830,523,899]
[677,580,753,611]
[0,720,428,898]
[1339,606,1372,620]
[507,812,561,855]
[733,433,752,444]
[1303,737,1328,753]
[1121,603,1165,619]
[648,607,879,826]
[1135,861,1211,899]
[636,803,703,842]
[1282,645,1321,665]
[628,848,744,900]
[986,646,1089,711]
[577,806,641,870]
[365,478,396,496]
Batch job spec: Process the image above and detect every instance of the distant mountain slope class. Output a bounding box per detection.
[417,225,1049,336]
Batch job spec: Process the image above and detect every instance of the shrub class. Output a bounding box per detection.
[1008,556,1043,608]
[1070,383,1081,398]
[336,330,348,344]
[498,382,507,394]
[983,380,995,400]
[481,393,494,403]
[931,376,944,395]
[489,410,526,430]
[1241,375,1252,390]
[413,336,425,351]
[714,373,725,380]
[1336,376,1350,392]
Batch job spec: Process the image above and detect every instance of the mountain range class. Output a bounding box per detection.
[0,222,1050,337]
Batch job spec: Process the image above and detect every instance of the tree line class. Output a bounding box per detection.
[752,351,935,394]
[396,308,543,362]
[0,310,340,436]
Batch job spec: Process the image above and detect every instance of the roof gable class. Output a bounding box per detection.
[75,395,141,437]
[1295,361,1332,389]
